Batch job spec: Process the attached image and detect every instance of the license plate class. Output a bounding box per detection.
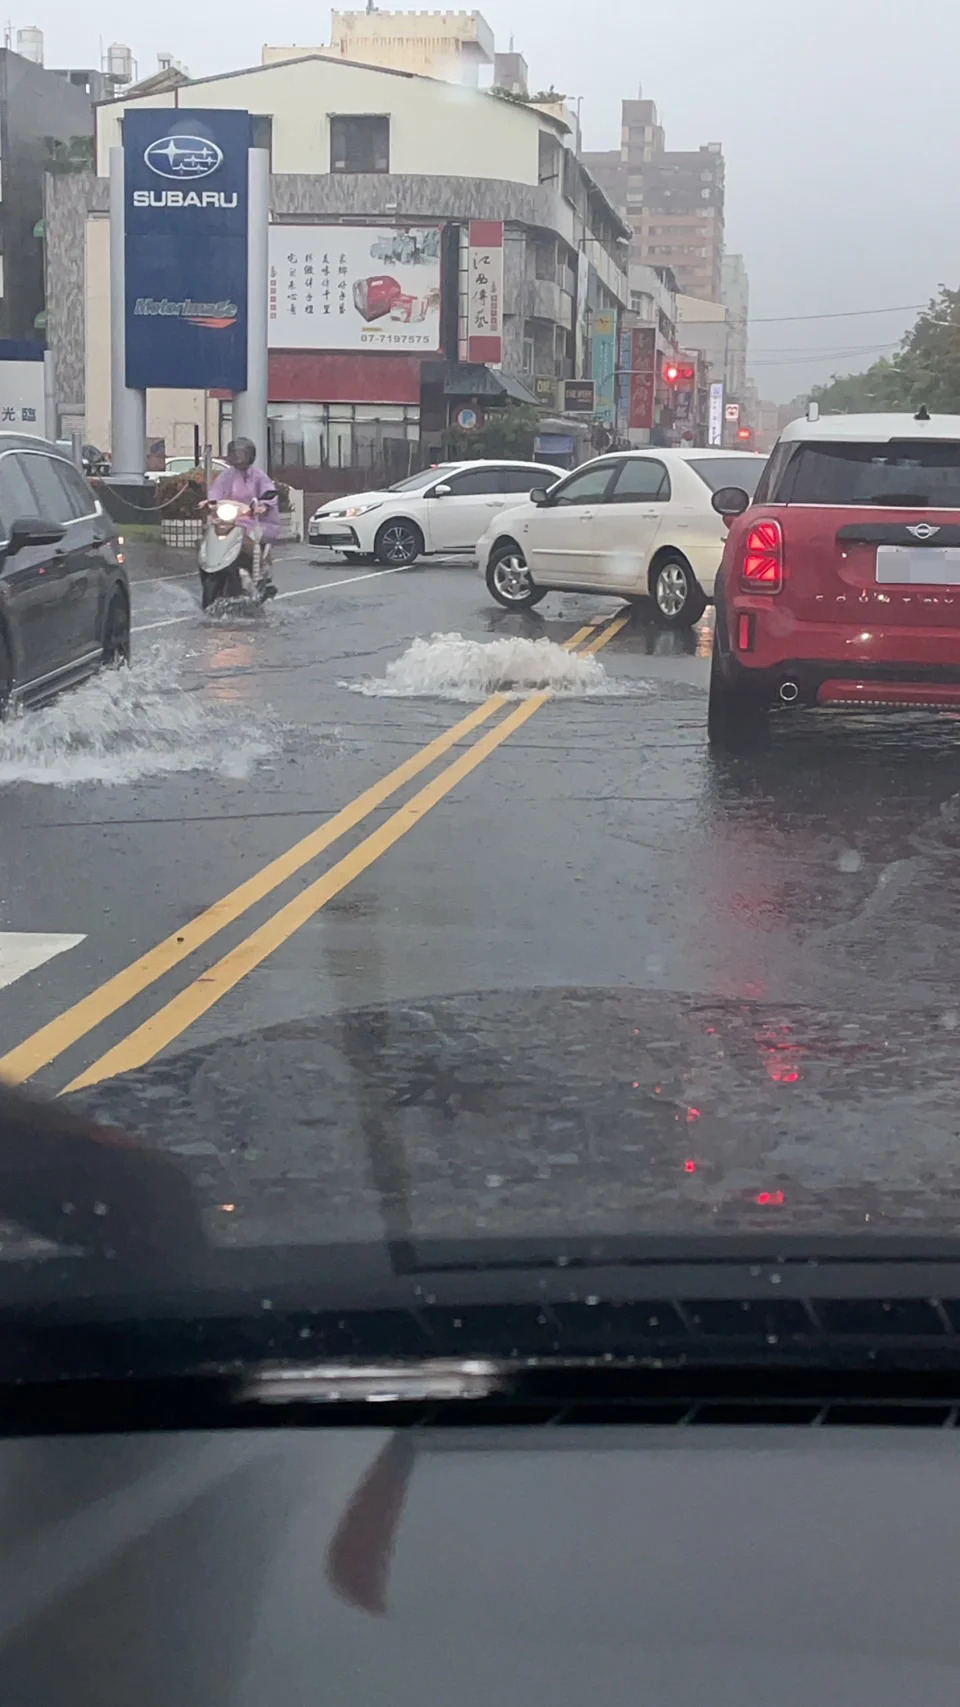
[876,546,960,585]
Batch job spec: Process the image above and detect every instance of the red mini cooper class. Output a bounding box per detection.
[708,409,960,747]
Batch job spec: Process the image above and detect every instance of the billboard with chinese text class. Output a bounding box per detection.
[0,348,43,433]
[124,108,250,392]
[269,226,442,352]
[465,220,503,364]
[628,326,657,430]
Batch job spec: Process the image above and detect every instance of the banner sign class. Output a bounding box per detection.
[617,330,632,435]
[575,249,590,379]
[124,108,250,392]
[269,225,442,352]
[591,311,617,426]
[466,220,503,365]
[709,381,725,446]
[629,325,657,430]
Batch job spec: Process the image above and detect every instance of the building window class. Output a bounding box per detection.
[330,115,390,173]
[266,403,420,472]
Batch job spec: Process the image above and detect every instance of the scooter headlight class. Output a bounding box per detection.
[215,501,243,523]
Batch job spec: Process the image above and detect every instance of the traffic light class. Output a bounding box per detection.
[663,361,695,385]
[737,426,753,442]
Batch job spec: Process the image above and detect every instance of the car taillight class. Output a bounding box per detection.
[740,519,783,593]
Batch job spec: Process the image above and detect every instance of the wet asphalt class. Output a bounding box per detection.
[4,542,960,1248]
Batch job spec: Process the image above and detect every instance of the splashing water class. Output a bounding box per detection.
[347,631,646,702]
[0,644,278,788]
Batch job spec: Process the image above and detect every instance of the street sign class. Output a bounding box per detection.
[709,382,724,446]
[563,380,595,414]
[725,402,741,422]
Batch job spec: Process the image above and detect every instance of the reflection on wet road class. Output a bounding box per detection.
[4,547,960,1244]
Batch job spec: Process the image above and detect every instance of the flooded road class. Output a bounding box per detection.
[2,544,960,1245]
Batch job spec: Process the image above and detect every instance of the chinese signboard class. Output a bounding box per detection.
[269,225,442,352]
[0,356,43,434]
[725,401,740,422]
[124,108,250,392]
[465,220,503,364]
[628,326,657,430]
[563,379,595,414]
[591,311,617,426]
[709,382,725,446]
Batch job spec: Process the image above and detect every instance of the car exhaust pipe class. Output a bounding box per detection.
[779,681,800,705]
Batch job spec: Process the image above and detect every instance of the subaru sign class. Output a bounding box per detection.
[143,135,224,180]
[124,108,251,392]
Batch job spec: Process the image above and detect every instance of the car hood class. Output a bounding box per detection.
[65,984,960,1246]
[314,490,392,516]
[5,1424,960,1705]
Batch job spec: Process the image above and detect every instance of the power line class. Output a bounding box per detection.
[750,344,902,368]
[752,340,902,358]
[748,304,926,325]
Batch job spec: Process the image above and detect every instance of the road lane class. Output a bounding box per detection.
[12,542,960,1243]
[62,615,630,1091]
[0,548,621,1087]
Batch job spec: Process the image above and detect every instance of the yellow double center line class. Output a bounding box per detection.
[0,610,630,1095]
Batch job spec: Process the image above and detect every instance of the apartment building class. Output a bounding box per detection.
[585,93,726,302]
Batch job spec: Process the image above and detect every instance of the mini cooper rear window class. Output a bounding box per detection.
[784,440,960,507]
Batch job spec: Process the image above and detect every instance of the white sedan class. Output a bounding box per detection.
[308,459,565,568]
[477,448,767,626]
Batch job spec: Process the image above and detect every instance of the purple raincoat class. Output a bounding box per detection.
[208,465,281,542]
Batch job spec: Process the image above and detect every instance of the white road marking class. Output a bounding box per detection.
[132,563,410,634]
[0,932,86,992]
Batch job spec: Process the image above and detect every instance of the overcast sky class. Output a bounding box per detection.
[29,0,960,399]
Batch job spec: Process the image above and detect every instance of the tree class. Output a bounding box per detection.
[446,404,541,460]
[44,134,95,174]
[811,286,960,414]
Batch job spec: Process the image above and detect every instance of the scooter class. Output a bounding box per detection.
[197,493,278,610]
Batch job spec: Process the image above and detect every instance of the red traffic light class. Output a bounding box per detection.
[664,362,695,384]
[737,426,752,441]
[664,362,680,383]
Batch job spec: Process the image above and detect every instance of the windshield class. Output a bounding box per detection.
[783,441,960,506]
[387,465,458,492]
[688,456,768,496]
[6,4,960,1389]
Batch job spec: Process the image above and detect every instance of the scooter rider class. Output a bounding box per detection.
[203,438,280,609]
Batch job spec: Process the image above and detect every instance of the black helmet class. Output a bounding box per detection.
[227,437,256,468]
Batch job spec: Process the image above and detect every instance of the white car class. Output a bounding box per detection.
[477,448,768,627]
[146,456,229,484]
[308,459,566,568]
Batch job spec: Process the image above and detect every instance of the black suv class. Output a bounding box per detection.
[0,435,129,713]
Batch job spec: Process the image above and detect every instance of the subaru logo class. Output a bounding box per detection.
[907,522,941,540]
[144,135,223,180]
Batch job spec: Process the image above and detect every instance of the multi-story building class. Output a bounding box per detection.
[630,146,724,301]
[0,44,95,343]
[585,95,725,302]
[264,7,495,85]
[45,50,628,500]
[721,252,749,405]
